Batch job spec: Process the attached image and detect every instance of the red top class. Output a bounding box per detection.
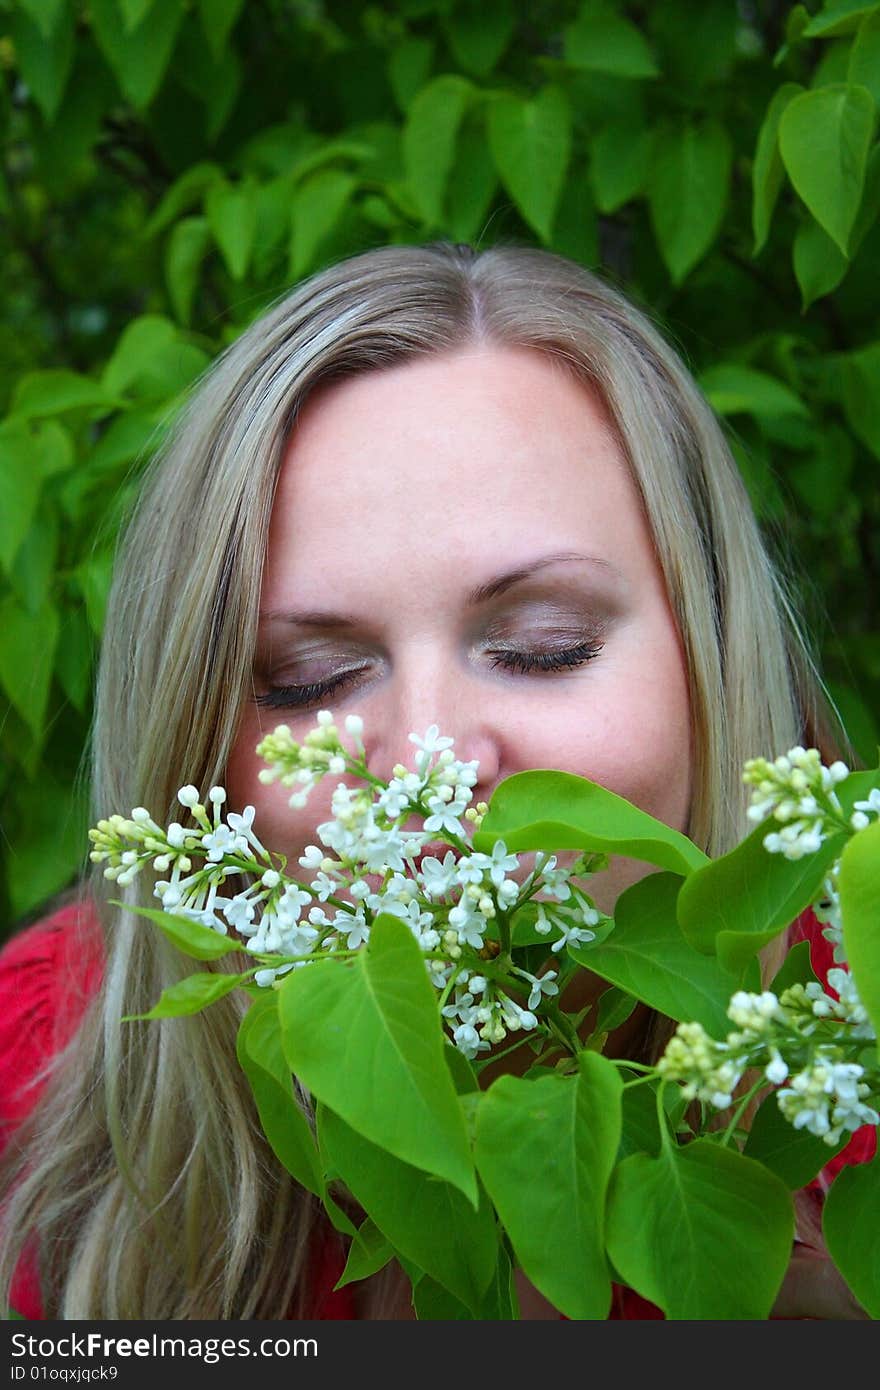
[0,899,873,1320]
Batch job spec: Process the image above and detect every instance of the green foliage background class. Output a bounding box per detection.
[0,0,878,940]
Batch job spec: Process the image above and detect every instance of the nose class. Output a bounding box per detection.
[359,655,501,803]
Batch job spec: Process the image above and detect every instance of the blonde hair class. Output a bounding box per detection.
[0,242,834,1318]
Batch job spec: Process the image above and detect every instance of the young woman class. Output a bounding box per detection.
[0,242,866,1320]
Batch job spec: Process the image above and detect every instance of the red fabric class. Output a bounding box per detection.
[0,900,872,1321]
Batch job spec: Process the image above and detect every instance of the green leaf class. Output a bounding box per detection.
[11,4,75,123]
[551,162,599,266]
[318,1105,497,1312]
[336,1217,394,1288]
[564,2,659,77]
[770,937,815,994]
[443,0,515,76]
[236,994,324,1197]
[119,902,245,961]
[606,1139,794,1318]
[0,596,58,736]
[804,2,880,38]
[590,121,652,213]
[10,509,58,614]
[198,0,244,61]
[54,604,93,713]
[101,316,209,402]
[842,341,880,459]
[143,162,223,239]
[617,1073,664,1160]
[205,178,258,281]
[6,770,89,920]
[0,422,43,572]
[751,83,804,254]
[10,370,118,419]
[649,119,732,284]
[90,0,185,109]
[569,872,741,1034]
[779,83,876,256]
[793,215,850,308]
[165,216,211,325]
[838,818,880,1038]
[121,0,155,29]
[126,969,245,1020]
[849,12,880,101]
[448,117,498,243]
[475,1052,620,1319]
[278,914,476,1203]
[823,1155,880,1317]
[388,36,435,113]
[699,363,808,419]
[17,0,66,39]
[744,1090,848,1189]
[403,75,473,226]
[74,548,115,636]
[290,170,357,279]
[474,770,708,876]
[487,85,572,243]
[411,1245,518,1319]
[677,818,848,972]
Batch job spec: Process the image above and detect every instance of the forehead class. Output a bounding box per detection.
[262,345,656,607]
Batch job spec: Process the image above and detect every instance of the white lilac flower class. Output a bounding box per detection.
[518,970,560,1011]
[419,851,459,899]
[423,795,469,837]
[409,725,454,774]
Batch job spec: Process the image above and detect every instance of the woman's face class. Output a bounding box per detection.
[226,345,693,916]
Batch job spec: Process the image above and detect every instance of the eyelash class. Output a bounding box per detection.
[254,641,603,711]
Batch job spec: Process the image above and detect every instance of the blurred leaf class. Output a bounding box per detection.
[447,117,498,243]
[165,216,211,325]
[205,178,258,281]
[649,120,732,283]
[9,510,58,615]
[121,0,155,29]
[564,3,660,77]
[54,604,94,714]
[198,0,245,61]
[0,596,59,737]
[90,0,186,109]
[11,3,75,123]
[75,548,115,636]
[0,423,43,573]
[144,162,224,240]
[101,317,209,402]
[849,12,880,101]
[6,769,89,921]
[590,121,652,214]
[17,0,67,38]
[289,170,357,280]
[10,370,118,419]
[551,164,598,267]
[803,2,880,38]
[698,364,808,419]
[388,36,435,113]
[752,83,804,255]
[842,341,880,458]
[793,215,850,308]
[487,85,572,243]
[404,75,473,226]
[443,0,515,77]
[779,83,876,256]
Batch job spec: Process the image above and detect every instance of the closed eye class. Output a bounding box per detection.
[487,641,603,674]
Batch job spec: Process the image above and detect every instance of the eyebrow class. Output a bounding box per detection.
[258,552,621,628]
